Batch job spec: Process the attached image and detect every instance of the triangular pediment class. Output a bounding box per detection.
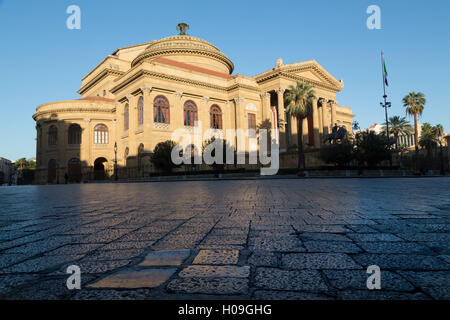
[282,61,343,90]
[254,60,344,91]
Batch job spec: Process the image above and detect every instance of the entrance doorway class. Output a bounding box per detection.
[94,157,108,180]
[48,159,57,183]
[68,158,82,182]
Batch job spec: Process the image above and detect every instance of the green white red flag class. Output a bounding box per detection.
[381,51,389,87]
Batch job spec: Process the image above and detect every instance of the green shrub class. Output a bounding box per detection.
[319,141,354,167]
[151,140,180,173]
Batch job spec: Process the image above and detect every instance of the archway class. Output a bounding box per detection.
[94,157,108,180]
[48,159,57,183]
[67,158,82,183]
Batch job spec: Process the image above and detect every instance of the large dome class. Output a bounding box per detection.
[131,35,234,74]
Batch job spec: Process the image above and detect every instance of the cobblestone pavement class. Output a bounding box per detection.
[0,178,449,300]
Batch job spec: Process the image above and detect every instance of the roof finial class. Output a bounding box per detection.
[176,23,189,35]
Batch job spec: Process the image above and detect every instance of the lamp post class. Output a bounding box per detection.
[114,142,118,181]
[380,99,392,167]
[438,130,445,176]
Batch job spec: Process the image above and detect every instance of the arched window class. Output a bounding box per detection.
[68,124,82,145]
[184,100,198,127]
[137,96,144,126]
[210,105,223,129]
[94,124,109,145]
[153,95,170,124]
[124,104,129,131]
[48,125,58,146]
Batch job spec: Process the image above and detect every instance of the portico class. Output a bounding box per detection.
[255,59,354,151]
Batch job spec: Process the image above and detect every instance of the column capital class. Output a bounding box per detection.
[225,100,232,107]
[311,96,319,103]
[174,91,183,99]
[276,88,285,95]
[140,86,152,95]
[83,118,91,125]
[234,97,245,104]
[114,101,120,108]
[319,98,328,106]
[260,92,270,100]
[202,96,210,103]
[125,94,133,102]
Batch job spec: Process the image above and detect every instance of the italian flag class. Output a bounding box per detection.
[382,51,389,87]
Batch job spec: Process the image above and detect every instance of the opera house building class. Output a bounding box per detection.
[32,25,354,184]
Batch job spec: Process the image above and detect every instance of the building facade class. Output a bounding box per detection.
[33,25,354,184]
[366,123,420,148]
[0,157,13,185]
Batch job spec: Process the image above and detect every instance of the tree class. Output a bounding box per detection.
[402,92,426,153]
[202,137,234,173]
[381,116,413,150]
[319,141,354,167]
[16,158,28,170]
[358,131,392,168]
[284,81,315,170]
[419,123,439,157]
[150,140,180,173]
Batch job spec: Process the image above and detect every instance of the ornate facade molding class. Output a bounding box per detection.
[141,86,153,95]
[78,69,124,95]
[276,88,285,95]
[202,96,210,103]
[174,91,183,99]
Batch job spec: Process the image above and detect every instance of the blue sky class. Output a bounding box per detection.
[1,0,449,160]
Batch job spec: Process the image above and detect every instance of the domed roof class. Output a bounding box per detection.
[131,33,234,75]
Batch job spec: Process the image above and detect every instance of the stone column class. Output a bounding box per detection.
[331,101,337,127]
[319,99,327,139]
[302,117,309,147]
[140,86,153,151]
[312,97,320,148]
[83,118,92,176]
[173,91,183,129]
[276,88,286,151]
[260,92,270,122]
[126,94,136,155]
[234,97,245,132]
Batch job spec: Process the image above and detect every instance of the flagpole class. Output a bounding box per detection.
[380,51,392,166]
[381,51,390,140]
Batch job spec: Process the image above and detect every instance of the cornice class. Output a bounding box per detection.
[78,68,125,95]
[131,47,234,73]
[33,107,115,120]
[110,69,260,95]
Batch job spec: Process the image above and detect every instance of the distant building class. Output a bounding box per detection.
[0,157,14,185]
[362,122,421,149]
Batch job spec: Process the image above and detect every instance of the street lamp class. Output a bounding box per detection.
[380,100,392,167]
[114,142,118,181]
[438,130,445,176]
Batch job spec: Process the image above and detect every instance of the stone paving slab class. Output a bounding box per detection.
[0,178,449,300]
[167,277,249,295]
[281,253,362,270]
[138,250,191,267]
[254,268,328,292]
[88,268,177,289]
[193,250,239,265]
[178,265,250,278]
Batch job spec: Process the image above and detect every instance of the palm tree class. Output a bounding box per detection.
[419,123,439,157]
[284,81,315,170]
[402,92,426,153]
[382,116,413,150]
[16,158,28,170]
